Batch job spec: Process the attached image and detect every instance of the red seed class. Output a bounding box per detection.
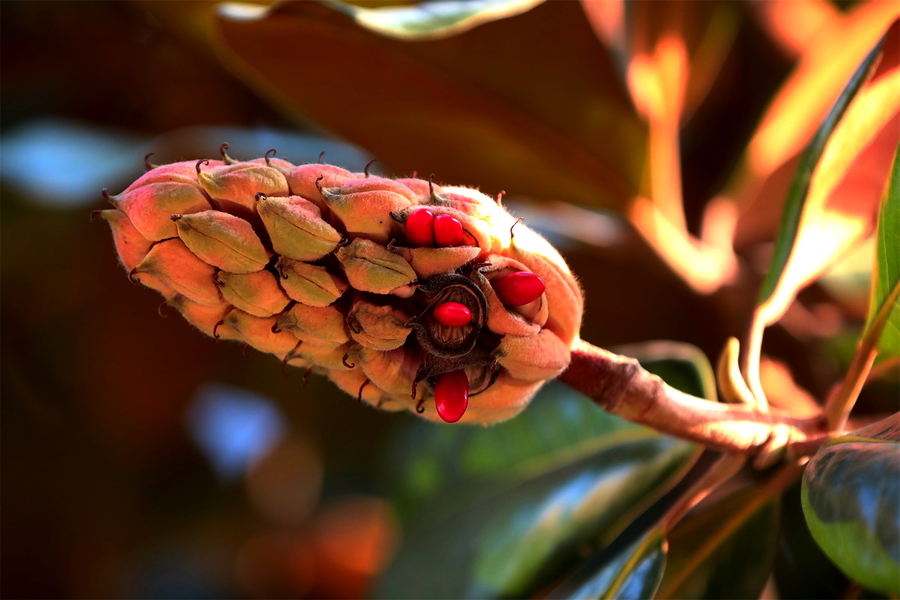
[433,302,472,327]
[406,208,435,247]
[492,272,545,306]
[433,214,465,247]
[434,370,468,423]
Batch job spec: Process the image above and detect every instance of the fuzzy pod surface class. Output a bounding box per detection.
[100,152,583,424]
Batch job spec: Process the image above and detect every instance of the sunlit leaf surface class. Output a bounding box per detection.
[212,0,645,210]
[753,25,895,326]
[733,6,899,260]
[865,143,900,355]
[802,414,900,595]
[744,4,898,186]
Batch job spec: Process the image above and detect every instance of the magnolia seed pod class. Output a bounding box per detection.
[276,257,349,307]
[473,258,549,330]
[494,329,571,382]
[172,210,269,274]
[198,162,289,210]
[506,226,583,346]
[104,156,585,426]
[409,273,487,359]
[326,368,399,409]
[456,374,543,423]
[128,272,176,298]
[336,238,417,297]
[224,309,304,357]
[133,239,221,305]
[392,246,482,279]
[257,195,343,261]
[296,341,356,371]
[247,155,296,171]
[216,270,290,317]
[393,178,435,203]
[346,298,412,351]
[398,205,485,250]
[125,160,222,191]
[354,347,418,398]
[282,163,353,212]
[98,209,153,271]
[431,192,507,251]
[433,370,469,423]
[321,177,415,243]
[277,303,350,348]
[167,295,239,339]
[109,182,212,241]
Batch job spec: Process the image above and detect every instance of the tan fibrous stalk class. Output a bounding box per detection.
[558,340,830,459]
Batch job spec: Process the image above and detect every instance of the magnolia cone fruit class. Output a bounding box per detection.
[99,152,583,424]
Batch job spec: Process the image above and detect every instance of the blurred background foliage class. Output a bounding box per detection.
[1,0,897,598]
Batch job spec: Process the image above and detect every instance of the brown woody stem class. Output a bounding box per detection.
[558,340,828,456]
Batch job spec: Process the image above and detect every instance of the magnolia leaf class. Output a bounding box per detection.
[773,482,848,600]
[383,346,714,514]
[735,2,897,211]
[864,143,900,355]
[376,346,712,599]
[801,414,900,596]
[376,427,692,599]
[753,24,896,326]
[656,486,781,599]
[212,0,645,210]
[552,529,666,600]
[383,383,643,515]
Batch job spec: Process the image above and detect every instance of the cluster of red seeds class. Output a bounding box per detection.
[99,151,582,425]
[405,208,547,422]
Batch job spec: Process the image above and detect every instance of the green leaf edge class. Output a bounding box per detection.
[601,529,667,600]
[864,142,900,355]
[801,475,900,596]
[657,491,781,599]
[757,32,887,307]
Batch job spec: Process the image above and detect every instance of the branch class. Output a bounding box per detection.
[558,339,829,458]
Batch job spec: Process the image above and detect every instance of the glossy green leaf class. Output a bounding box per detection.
[756,31,886,313]
[551,528,666,600]
[656,485,781,600]
[376,427,692,599]
[376,349,712,599]
[212,0,645,209]
[383,383,646,515]
[865,143,900,355]
[801,414,900,596]
[383,347,713,513]
[773,482,848,600]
